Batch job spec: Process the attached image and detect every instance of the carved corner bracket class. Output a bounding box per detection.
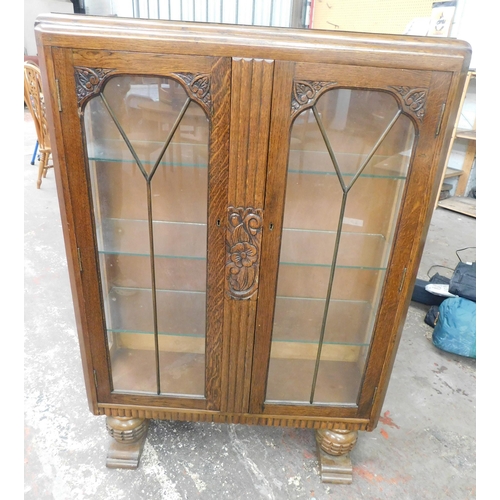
[75,67,116,108]
[226,206,263,300]
[74,68,211,115]
[173,73,212,115]
[389,86,427,121]
[291,80,338,118]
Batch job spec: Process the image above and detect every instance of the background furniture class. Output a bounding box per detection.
[24,61,52,188]
[35,13,470,483]
[436,69,476,217]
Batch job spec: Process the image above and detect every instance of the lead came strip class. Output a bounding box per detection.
[309,104,403,404]
[99,88,193,395]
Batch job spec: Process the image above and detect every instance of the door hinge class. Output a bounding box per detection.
[435,103,446,136]
[77,247,83,272]
[55,79,62,112]
[372,386,378,405]
[399,267,408,292]
[93,369,98,390]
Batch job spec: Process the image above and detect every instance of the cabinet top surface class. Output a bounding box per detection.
[35,13,471,71]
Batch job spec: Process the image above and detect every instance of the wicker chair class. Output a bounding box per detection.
[24,61,52,188]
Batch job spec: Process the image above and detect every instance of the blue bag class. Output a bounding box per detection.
[432,297,476,358]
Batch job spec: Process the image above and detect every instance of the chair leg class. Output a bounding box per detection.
[43,155,49,178]
[37,151,47,189]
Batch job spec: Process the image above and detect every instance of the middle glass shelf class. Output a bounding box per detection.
[88,150,408,181]
[96,217,391,270]
[105,287,206,337]
[96,217,207,260]
[87,140,209,169]
[104,285,373,349]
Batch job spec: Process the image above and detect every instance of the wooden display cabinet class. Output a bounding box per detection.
[35,14,470,483]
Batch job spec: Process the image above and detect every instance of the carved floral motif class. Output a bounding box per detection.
[74,68,212,114]
[226,206,263,300]
[173,73,212,112]
[389,86,427,121]
[75,67,116,106]
[291,80,338,117]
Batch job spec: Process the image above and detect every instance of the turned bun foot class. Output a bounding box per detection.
[105,416,149,469]
[315,429,358,484]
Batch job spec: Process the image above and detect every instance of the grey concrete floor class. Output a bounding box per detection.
[24,107,476,499]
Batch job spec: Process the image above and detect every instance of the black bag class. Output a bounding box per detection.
[449,262,476,302]
[411,273,450,306]
[424,305,440,328]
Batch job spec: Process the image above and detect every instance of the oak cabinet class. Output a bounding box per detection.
[36,14,470,483]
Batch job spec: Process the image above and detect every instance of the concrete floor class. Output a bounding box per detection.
[24,108,476,499]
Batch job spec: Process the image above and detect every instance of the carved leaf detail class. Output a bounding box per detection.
[75,67,115,106]
[291,80,338,116]
[226,207,263,300]
[389,86,427,121]
[173,73,212,113]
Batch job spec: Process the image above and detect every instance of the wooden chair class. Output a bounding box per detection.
[24,61,52,188]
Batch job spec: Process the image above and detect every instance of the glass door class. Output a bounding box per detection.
[85,75,209,396]
[266,88,415,405]
[72,55,230,408]
[251,61,442,416]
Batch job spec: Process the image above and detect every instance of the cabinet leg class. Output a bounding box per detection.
[105,416,149,469]
[315,429,358,484]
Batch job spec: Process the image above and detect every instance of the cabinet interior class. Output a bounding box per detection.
[83,75,415,405]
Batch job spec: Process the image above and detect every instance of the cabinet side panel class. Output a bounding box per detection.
[37,44,115,410]
[221,58,274,414]
[358,71,458,425]
[35,42,99,413]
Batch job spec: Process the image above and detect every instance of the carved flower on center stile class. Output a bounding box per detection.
[230,242,258,268]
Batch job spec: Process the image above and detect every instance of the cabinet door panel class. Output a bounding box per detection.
[252,62,451,415]
[86,73,210,398]
[54,49,230,409]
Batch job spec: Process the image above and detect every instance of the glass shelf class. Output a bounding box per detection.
[282,174,406,236]
[106,287,206,396]
[89,158,208,169]
[266,358,364,405]
[111,348,205,396]
[87,146,409,180]
[99,253,206,292]
[96,217,207,260]
[280,228,389,270]
[106,287,207,396]
[276,264,386,301]
[105,287,206,336]
[272,296,373,345]
[287,149,410,180]
[88,139,208,168]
